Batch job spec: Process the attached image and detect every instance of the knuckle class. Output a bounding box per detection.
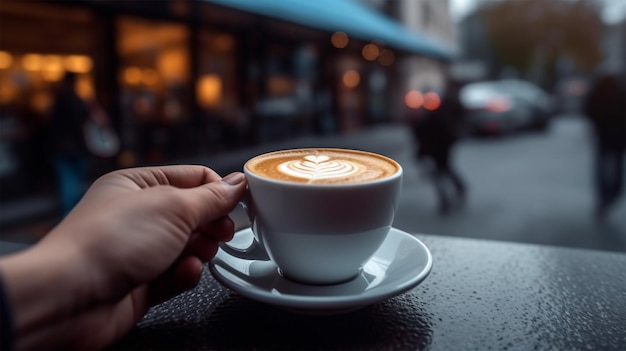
[166,187,197,215]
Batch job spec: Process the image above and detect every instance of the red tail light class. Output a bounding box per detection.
[484,96,512,112]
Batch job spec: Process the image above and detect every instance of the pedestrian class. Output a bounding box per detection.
[583,71,626,220]
[412,80,467,215]
[0,166,247,350]
[45,72,91,216]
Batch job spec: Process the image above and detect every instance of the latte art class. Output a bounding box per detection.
[278,155,366,182]
[245,148,399,184]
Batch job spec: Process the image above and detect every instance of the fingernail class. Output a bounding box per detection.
[222,172,245,185]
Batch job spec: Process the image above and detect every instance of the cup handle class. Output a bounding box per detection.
[219,190,270,261]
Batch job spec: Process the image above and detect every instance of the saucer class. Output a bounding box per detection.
[209,227,432,315]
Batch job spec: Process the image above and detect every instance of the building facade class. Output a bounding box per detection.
[0,0,452,215]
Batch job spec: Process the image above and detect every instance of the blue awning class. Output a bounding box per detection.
[203,0,455,60]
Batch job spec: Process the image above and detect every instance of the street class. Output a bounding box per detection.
[2,115,625,254]
[394,115,626,252]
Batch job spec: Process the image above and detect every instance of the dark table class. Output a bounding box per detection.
[111,234,626,350]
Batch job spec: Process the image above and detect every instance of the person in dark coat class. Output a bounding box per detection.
[584,72,626,220]
[46,72,91,216]
[413,80,467,215]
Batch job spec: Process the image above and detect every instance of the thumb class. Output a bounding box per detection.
[184,172,247,226]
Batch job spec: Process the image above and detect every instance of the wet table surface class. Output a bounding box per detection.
[111,234,626,351]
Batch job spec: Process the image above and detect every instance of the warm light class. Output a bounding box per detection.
[267,76,294,95]
[157,48,188,84]
[197,74,222,108]
[342,70,360,88]
[331,32,349,49]
[213,35,234,52]
[76,75,95,100]
[42,55,65,81]
[423,92,441,111]
[142,69,159,86]
[123,67,142,85]
[485,96,512,112]
[22,54,43,71]
[405,90,423,109]
[0,51,13,69]
[0,79,18,104]
[378,49,395,66]
[362,43,379,61]
[30,92,53,113]
[64,55,93,73]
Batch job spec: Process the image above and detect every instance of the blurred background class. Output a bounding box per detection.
[0,0,624,252]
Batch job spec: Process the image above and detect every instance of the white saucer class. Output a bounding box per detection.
[209,227,432,315]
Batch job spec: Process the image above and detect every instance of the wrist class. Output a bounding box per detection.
[0,241,93,348]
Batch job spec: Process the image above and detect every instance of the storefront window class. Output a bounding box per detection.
[196,30,243,149]
[0,2,96,199]
[197,31,237,111]
[336,55,365,131]
[116,16,190,164]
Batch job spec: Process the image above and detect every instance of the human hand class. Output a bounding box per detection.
[0,166,247,350]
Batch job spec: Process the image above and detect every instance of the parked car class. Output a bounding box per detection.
[459,79,554,135]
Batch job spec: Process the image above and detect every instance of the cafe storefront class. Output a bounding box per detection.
[0,0,451,214]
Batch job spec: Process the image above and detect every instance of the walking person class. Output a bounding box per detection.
[412,80,467,215]
[584,71,626,220]
[45,72,91,216]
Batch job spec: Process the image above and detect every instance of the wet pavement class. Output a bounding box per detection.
[393,115,625,252]
[1,115,624,253]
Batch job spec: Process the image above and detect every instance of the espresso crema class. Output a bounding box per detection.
[245,148,399,184]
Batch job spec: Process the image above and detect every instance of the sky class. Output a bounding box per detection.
[449,0,626,24]
[449,0,476,21]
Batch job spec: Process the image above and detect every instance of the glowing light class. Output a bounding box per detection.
[0,79,18,104]
[197,74,222,108]
[423,92,441,111]
[405,90,423,109]
[123,67,142,85]
[331,32,349,49]
[30,92,53,112]
[485,96,512,112]
[76,75,95,100]
[22,54,43,71]
[0,51,13,69]
[267,76,294,95]
[213,35,234,52]
[64,55,93,73]
[378,49,395,66]
[342,70,360,88]
[157,49,187,84]
[41,55,65,81]
[362,43,379,61]
[142,69,159,86]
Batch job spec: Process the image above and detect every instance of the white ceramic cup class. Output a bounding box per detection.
[223,148,403,285]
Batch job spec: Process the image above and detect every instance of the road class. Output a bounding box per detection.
[393,115,626,252]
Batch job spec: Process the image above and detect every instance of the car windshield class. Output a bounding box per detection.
[460,81,504,107]
[461,80,551,109]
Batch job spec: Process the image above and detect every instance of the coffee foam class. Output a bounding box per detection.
[245,149,398,184]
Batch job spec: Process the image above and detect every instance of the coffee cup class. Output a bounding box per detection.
[222,148,402,285]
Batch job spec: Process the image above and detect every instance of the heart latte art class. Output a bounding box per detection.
[279,155,361,181]
[245,149,399,184]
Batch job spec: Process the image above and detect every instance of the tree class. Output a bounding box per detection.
[481,0,604,87]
